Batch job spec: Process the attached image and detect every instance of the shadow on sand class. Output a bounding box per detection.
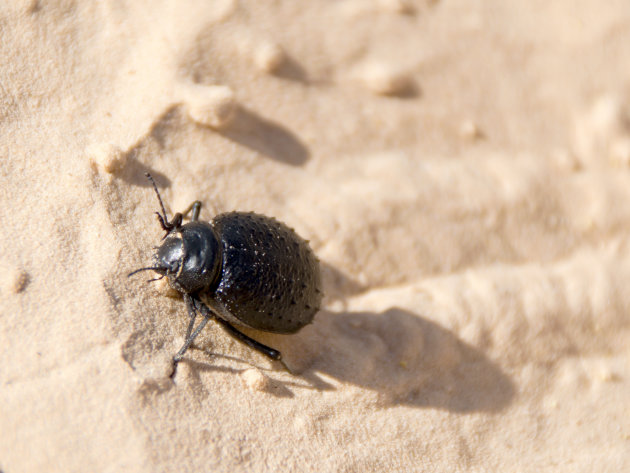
[121,104,310,171]
[217,106,310,166]
[179,307,515,413]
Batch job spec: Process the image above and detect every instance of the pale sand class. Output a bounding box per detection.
[1,1,629,472]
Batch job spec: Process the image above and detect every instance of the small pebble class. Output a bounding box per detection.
[327,299,345,312]
[377,0,414,14]
[339,0,413,16]
[1,267,29,294]
[87,143,127,174]
[593,360,621,383]
[241,368,269,391]
[589,95,627,136]
[597,368,620,383]
[358,63,413,96]
[253,41,286,73]
[183,84,237,129]
[542,397,559,411]
[459,120,483,140]
[574,94,630,165]
[292,416,308,430]
[551,148,581,172]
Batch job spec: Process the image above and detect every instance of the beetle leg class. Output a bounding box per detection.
[195,301,282,361]
[183,293,197,341]
[173,316,210,363]
[181,201,202,222]
[216,317,282,361]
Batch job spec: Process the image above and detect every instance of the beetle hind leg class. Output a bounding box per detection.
[195,300,282,361]
[215,317,282,361]
[171,297,283,379]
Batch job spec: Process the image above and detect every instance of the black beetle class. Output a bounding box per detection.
[129,174,322,369]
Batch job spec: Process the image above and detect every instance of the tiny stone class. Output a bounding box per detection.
[4,268,29,293]
[356,272,369,286]
[590,95,627,136]
[253,41,286,73]
[551,148,581,172]
[574,94,630,165]
[459,120,483,140]
[327,299,345,312]
[183,84,237,129]
[87,143,127,174]
[358,63,413,96]
[594,361,621,383]
[378,0,414,14]
[292,416,308,430]
[598,368,620,383]
[241,368,269,391]
[543,398,559,411]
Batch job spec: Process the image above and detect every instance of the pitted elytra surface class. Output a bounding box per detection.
[130,174,322,369]
[211,212,321,333]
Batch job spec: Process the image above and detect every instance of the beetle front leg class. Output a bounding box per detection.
[173,294,211,364]
[173,316,210,363]
[183,293,198,341]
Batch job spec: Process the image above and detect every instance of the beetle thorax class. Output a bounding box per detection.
[154,221,222,294]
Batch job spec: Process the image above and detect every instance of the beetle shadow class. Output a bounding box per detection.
[216,105,310,166]
[272,55,309,82]
[117,154,172,189]
[179,354,333,399]
[270,308,516,413]
[111,105,182,188]
[110,102,310,175]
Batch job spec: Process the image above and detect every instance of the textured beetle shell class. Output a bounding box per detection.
[201,211,322,333]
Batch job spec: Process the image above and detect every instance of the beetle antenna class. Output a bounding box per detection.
[127,266,162,278]
[145,172,180,234]
[146,172,168,220]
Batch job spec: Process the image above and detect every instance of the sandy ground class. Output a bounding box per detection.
[1,1,630,471]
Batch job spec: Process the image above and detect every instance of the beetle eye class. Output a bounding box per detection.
[164,260,179,274]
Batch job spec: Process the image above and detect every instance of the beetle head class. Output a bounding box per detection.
[128,173,222,294]
[153,221,222,294]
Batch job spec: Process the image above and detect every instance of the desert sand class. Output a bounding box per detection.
[1,1,629,472]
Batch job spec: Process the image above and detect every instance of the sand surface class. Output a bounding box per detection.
[1,1,630,471]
